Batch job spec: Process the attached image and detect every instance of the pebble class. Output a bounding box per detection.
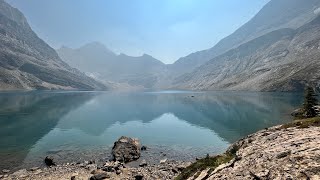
[2,169,10,173]
[30,167,39,171]
[160,158,167,164]
[139,159,148,167]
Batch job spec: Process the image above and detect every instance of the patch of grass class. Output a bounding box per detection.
[280,117,320,129]
[175,153,235,180]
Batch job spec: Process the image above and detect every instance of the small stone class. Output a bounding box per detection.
[86,164,97,171]
[139,159,148,167]
[30,167,39,171]
[276,150,291,159]
[33,169,43,175]
[90,172,110,180]
[71,176,76,180]
[91,169,102,174]
[2,169,10,173]
[89,160,95,164]
[160,158,167,164]
[141,146,147,151]
[44,156,56,166]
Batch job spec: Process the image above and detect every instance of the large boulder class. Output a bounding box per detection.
[112,136,141,162]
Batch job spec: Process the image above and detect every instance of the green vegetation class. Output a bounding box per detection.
[303,86,318,118]
[281,117,320,129]
[175,153,235,180]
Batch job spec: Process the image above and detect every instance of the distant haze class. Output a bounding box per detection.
[6,0,269,64]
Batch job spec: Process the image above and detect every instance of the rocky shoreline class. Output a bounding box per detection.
[2,118,320,180]
[181,117,320,180]
[0,160,191,180]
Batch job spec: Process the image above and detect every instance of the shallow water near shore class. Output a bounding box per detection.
[0,90,302,171]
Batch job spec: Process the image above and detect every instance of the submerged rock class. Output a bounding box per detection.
[112,136,141,162]
[45,156,56,166]
[141,145,147,151]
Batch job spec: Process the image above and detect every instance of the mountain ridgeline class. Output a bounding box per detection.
[171,0,320,91]
[57,42,167,89]
[56,0,320,92]
[0,0,107,90]
[1,0,320,91]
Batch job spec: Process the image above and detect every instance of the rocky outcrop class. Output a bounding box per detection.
[112,136,141,162]
[0,0,107,90]
[187,124,320,179]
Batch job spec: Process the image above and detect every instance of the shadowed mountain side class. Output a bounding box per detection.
[0,92,94,170]
[174,15,320,91]
[56,92,301,143]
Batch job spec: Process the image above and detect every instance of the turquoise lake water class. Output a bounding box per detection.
[0,91,302,170]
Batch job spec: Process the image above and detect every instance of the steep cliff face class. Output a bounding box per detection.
[169,0,320,77]
[0,0,107,90]
[174,15,320,92]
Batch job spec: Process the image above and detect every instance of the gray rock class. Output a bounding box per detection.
[160,158,167,164]
[276,150,291,159]
[29,167,39,171]
[89,172,110,180]
[2,169,10,173]
[139,159,148,167]
[112,136,141,162]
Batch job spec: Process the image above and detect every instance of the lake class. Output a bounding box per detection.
[0,91,302,170]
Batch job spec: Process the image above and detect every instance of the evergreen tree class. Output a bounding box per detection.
[303,86,318,118]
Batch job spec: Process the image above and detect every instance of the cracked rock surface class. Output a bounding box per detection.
[190,126,320,180]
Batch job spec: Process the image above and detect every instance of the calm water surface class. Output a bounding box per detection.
[0,91,302,170]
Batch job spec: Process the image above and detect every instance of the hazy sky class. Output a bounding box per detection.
[7,0,270,64]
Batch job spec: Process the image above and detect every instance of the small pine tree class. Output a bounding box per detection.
[303,86,318,118]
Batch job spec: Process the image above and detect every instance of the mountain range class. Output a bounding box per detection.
[1,0,320,91]
[172,0,320,91]
[0,0,106,90]
[57,42,167,89]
